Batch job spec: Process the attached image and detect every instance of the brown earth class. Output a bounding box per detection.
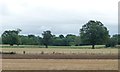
[2,59,118,70]
[1,48,119,72]
[1,70,119,72]
[1,54,119,72]
[1,53,118,59]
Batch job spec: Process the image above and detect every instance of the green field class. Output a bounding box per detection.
[0,45,118,54]
[1,48,118,55]
[1,45,118,49]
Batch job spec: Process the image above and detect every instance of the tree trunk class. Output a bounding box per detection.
[45,45,48,48]
[92,44,95,49]
[10,44,13,46]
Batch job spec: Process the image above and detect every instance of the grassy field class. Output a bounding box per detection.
[1,44,119,48]
[0,45,113,49]
[1,45,118,54]
[1,47,118,54]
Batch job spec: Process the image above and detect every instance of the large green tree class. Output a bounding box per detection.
[80,20,109,49]
[42,30,53,48]
[2,29,21,46]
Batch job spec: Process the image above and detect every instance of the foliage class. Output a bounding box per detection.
[42,30,53,48]
[59,34,64,39]
[52,36,69,46]
[2,29,21,46]
[112,34,120,45]
[19,35,42,45]
[51,34,80,46]
[0,37,2,44]
[105,34,119,47]
[74,36,81,46]
[65,34,76,46]
[80,20,109,49]
[1,20,119,48]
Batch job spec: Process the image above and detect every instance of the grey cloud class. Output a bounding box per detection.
[0,0,118,36]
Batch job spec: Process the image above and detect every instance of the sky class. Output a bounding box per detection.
[0,0,119,36]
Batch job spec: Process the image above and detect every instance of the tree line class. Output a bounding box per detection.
[1,20,119,49]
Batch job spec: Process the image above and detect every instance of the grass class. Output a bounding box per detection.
[0,45,118,55]
[1,44,119,49]
[1,47,118,54]
[1,45,43,48]
[0,45,113,49]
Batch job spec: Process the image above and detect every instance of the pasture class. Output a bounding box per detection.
[1,45,117,49]
[1,47,118,54]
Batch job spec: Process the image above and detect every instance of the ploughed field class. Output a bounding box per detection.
[0,48,119,71]
[2,59,118,70]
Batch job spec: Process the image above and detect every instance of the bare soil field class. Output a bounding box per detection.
[1,48,119,72]
[1,70,119,72]
[2,59,118,70]
[1,53,118,59]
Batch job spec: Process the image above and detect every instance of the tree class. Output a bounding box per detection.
[112,34,120,45]
[19,35,29,45]
[52,37,64,46]
[106,37,117,47]
[19,35,42,45]
[42,30,53,48]
[74,36,81,46]
[106,34,119,47]
[27,35,40,45]
[2,29,21,46]
[51,35,70,46]
[65,34,76,46]
[59,34,64,39]
[80,20,109,49]
[0,37,2,44]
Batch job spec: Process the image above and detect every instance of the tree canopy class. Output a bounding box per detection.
[2,29,21,46]
[1,20,119,48]
[80,20,109,49]
[42,30,53,48]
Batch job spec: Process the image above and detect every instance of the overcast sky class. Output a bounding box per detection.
[0,0,119,36]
